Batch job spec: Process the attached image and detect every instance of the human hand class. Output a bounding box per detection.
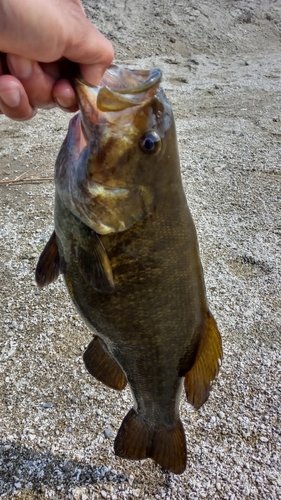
[0,0,114,120]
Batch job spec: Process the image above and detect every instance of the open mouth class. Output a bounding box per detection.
[79,65,162,95]
[75,65,162,120]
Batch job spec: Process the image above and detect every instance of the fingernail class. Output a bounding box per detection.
[1,88,21,108]
[8,55,33,79]
[55,96,76,109]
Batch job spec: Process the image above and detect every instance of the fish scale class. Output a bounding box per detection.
[36,65,222,474]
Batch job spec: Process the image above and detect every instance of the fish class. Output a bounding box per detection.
[35,65,222,474]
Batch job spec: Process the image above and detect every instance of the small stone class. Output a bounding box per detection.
[14,482,22,489]
[218,411,225,419]
[216,482,221,491]
[42,402,53,408]
[259,436,268,442]
[128,474,134,486]
[96,466,108,478]
[100,491,107,499]
[104,428,114,439]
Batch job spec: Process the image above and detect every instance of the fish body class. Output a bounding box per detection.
[36,66,222,474]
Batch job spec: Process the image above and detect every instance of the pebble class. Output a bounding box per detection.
[42,402,53,409]
[104,428,114,439]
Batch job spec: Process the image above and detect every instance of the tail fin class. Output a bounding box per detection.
[114,408,186,474]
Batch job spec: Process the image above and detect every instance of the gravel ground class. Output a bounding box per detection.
[0,0,280,499]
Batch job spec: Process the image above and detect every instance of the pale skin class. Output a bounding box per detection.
[0,0,114,120]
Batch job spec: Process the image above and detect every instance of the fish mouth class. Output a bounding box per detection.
[83,65,162,95]
[75,65,162,121]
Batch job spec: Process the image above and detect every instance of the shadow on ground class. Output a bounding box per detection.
[0,440,130,496]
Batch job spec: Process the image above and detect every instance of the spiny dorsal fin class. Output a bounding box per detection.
[184,311,222,409]
[83,337,127,390]
[75,233,114,293]
[35,231,61,288]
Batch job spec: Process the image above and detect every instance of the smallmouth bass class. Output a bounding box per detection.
[36,65,222,474]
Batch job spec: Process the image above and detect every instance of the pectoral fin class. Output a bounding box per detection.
[83,337,127,390]
[75,233,114,293]
[184,311,222,409]
[35,231,61,288]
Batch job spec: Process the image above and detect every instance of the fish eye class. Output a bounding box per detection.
[139,132,161,154]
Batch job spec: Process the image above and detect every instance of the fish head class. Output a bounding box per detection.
[55,65,178,235]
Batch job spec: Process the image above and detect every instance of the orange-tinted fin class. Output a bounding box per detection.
[184,311,222,409]
[83,336,127,390]
[75,233,114,293]
[35,231,61,288]
[114,408,187,474]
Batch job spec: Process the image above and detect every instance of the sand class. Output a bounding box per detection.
[0,0,280,498]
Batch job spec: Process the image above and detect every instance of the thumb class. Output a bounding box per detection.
[63,18,114,86]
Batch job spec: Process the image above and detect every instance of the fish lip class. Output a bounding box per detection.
[76,64,162,95]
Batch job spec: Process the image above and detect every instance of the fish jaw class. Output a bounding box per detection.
[54,65,176,235]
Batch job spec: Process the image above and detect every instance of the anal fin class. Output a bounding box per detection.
[114,409,187,474]
[35,231,61,288]
[184,311,222,409]
[83,336,127,390]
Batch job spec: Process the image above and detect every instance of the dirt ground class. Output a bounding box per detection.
[0,0,280,498]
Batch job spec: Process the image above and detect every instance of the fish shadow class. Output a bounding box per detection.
[0,440,129,495]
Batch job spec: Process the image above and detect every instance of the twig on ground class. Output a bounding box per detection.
[0,177,53,185]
